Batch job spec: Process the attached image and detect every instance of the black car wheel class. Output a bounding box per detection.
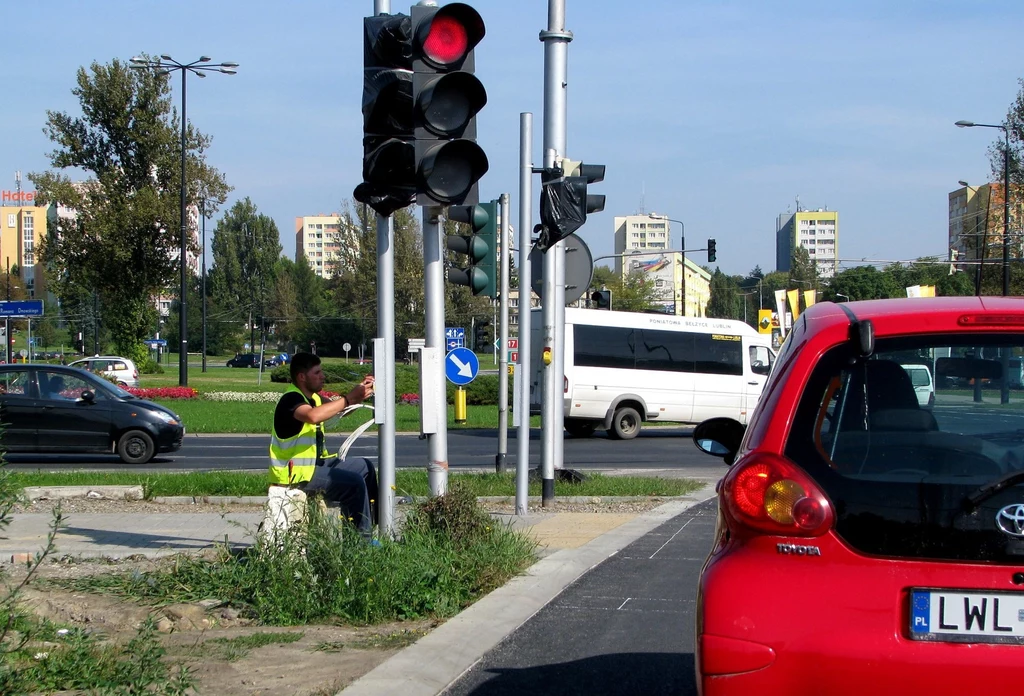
[609,406,642,440]
[117,430,155,464]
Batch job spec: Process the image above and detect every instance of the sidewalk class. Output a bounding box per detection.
[1,486,716,695]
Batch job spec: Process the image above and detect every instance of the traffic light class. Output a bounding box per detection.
[474,321,489,351]
[411,3,488,206]
[354,12,415,217]
[707,238,717,263]
[447,201,498,297]
[591,289,611,310]
[537,158,606,252]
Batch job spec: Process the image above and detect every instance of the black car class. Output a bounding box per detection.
[226,353,260,368]
[0,365,184,464]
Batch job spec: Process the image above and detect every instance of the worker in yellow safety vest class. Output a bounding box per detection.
[269,352,377,535]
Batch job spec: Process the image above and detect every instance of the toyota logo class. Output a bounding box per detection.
[996,504,1024,537]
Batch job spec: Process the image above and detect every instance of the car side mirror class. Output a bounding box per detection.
[80,390,95,403]
[693,417,747,465]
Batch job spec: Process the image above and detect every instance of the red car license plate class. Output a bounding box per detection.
[910,589,1024,644]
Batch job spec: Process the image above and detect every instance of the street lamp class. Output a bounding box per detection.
[131,55,238,387]
[198,197,215,373]
[955,120,1011,297]
[835,293,850,302]
[649,214,685,315]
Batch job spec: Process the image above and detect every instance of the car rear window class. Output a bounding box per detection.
[786,333,1024,563]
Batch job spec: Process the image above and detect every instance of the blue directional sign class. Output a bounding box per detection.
[445,326,466,353]
[145,339,168,349]
[0,300,44,317]
[445,346,479,386]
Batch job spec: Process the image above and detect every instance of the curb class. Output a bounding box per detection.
[339,490,715,696]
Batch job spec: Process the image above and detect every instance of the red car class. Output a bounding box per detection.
[693,297,1024,695]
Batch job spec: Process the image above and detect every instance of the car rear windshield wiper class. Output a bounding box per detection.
[963,469,1024,512]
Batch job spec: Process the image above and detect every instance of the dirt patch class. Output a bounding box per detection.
[7,555,437,695]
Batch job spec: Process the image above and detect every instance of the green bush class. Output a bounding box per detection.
[139,358,164,375]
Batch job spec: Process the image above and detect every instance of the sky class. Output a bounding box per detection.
[4,0,1024,279]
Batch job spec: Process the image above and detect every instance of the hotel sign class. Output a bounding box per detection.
[1,190,35,203]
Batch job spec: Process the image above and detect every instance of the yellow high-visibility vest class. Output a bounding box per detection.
[268,386,322,486]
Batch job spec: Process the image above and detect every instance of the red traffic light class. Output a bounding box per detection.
[414,3,484,70]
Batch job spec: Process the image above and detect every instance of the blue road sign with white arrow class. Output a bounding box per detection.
[445,346,479,385]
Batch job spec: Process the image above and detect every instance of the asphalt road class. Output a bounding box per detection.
[3,427,729,480]
[443,498,718,696]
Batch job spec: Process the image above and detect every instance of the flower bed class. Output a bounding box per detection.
[124,387,199,399]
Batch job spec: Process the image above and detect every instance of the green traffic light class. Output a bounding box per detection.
[446,200,498,298]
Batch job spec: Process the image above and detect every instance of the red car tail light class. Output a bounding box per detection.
[722,453,833,536]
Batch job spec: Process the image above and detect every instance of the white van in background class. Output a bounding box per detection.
[530,308,776,439]
[902,364,935,409]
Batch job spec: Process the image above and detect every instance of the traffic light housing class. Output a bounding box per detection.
[411,3,488,206]
[537,158,606,252]
[708,238,717,263]
[355,13,416,217]
[474,321,489,352]
[591,289,611,310]
[447,200,498,297]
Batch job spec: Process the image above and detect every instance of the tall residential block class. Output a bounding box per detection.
[776,206,839,278]
[295,214,347,279]
[1,189,50,300]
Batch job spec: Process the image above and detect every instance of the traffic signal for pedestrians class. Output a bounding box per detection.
[708,238,717,263]
[591,289,611,310]
[411,3,488,206]
[537,158,606,252]
[447,200,498,297]
[354,12,416,216]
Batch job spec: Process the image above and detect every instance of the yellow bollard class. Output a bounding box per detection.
[454,386,467,423]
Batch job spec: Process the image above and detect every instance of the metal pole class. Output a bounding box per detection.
[201,199,207,372]
[516,112,533,517]
[497,193,511,474]
[93,293,99,354]
[540,0,571,507]
[178,68,189,387]
[372,0,396,535]
[5,256,10,364]
[1002,128,1011,405]
[423,207,448,496]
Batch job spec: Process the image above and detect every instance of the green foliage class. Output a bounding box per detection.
[55,496,536,626]
[706,269,741,319]
[605,269,663,313]
[140,358,165,375]
[789,246,820,289]
[31,56,230,362]
[404,481,492,549]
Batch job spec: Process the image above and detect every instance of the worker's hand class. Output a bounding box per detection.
[346,376,375,404]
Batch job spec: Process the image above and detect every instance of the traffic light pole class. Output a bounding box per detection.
[372,0,397,537]
[540,0,572,507]
[516,112,533,517]
[496,193,511,474]
[423,207,449,497]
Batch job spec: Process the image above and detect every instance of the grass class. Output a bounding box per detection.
[10,470,704,499]
[49,484,538,627]
[157,399,539,433]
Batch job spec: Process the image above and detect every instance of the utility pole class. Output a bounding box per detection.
[516,113,534,517]
[496,193,511,473]
[423,207,449,497]
[539,0,572,507]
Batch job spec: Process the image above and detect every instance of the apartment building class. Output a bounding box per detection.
[1,190,50,299]
[296,214,347,279]
[948,182,1005,266]
[776,207,839,278]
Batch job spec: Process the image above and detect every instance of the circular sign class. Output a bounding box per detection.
[19,349,27,358]
[343,342,352,352]
[529,233,594,304]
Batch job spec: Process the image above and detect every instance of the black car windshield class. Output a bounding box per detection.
[67,368,133,398]
[786,333,1024,563]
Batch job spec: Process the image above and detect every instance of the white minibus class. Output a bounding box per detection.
[530,308,775,439]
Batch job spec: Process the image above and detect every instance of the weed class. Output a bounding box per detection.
[172,631,304,662]
[349,629,427,650]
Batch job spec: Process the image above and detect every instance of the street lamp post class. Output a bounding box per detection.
[957,119,1012,405]
[130,55,238,387]
[649,214,685,315]
[955,121,1011,296]
[199,198,211,373]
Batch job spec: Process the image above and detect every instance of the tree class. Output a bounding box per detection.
[31,57,231,363]
[706,269,741,320]
[825,265,900,301]
[789,247,820,290]
[209,198,281,350]
[606,270,662,312]
[591,265,616,288]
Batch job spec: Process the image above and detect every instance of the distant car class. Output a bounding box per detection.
[264,353,291,368]
[692,296,1024,695]
[68,356,139,388]
[0,365,184,464]
[226,353,260,368]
